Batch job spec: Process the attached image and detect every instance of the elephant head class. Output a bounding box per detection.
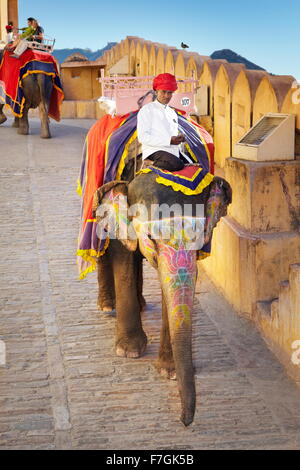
[93,172,231,426]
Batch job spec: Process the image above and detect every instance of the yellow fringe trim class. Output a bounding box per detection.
[140,171,214,196]
[184,142,198,163]
[137,167,214,195]
[154,172,213,195]
[104,131,113,167]
[140,166,203,182]
[137,168,151,175]
[77,237,110,280]
[116,130,138,180]
[197,251,211,261]
[76,178,82,197]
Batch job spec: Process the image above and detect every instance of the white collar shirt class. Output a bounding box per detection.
[137,100,179,160]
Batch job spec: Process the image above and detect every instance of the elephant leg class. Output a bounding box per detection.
[18,104,29,135]
[37,74,52,138]
[155,292,176,380]
[0,104,7,125]
[12,116,19,128]
[97,251,115,312]
[38,101,51,139]
[111,240,147,358]
[135,251,146,311]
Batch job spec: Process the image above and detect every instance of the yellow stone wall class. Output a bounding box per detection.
[129,40,136,75]
[141,44,149,76]
[281,87,300,129]
[135,41,142,76]
[174,53,185,91]
[213,64,232,168]
[148,45,156,76]
[201,157,300,318]
[61,67,102,101]
[0,0,8,42]
[199,61,214,116]
[232,70,252,146]
[155,47,165,75]
[256,263,300,383]
[253,76,279,123]
[165,50,175,74]
[185,56,198,92]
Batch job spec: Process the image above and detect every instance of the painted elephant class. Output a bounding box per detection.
[93,168,232,426]
[0,50,53,138]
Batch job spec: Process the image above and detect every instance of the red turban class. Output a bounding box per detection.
[153,73,178,91]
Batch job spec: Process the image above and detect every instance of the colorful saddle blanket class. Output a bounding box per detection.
[77,110,214,279]
[138,164,214,196]
[0,48,64,120]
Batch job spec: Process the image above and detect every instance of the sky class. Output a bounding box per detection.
[19,0,300,80]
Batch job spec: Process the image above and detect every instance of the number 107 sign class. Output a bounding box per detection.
[169,92,195,114]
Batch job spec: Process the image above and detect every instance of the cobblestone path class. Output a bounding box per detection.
[0,119,300,449]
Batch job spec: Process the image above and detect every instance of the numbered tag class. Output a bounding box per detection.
[181,97,191,107]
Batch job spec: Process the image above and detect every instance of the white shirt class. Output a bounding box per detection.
[137,100,179,160]
[6,32,14,43]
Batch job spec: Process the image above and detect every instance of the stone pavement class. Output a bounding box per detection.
[0,118,300,450]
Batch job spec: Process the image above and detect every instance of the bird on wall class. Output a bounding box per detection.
[181,42,189,49]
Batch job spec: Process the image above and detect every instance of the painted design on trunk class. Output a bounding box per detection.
[133,216,205,264]
[204,180,228,244]
[157,242,197,331]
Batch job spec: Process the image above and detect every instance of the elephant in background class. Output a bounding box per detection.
[0,74,53,138]
[0,50,54,138]
[93,169,232,426]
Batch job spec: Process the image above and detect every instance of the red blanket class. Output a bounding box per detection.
[0,48,64,120]
[78,114,130,227]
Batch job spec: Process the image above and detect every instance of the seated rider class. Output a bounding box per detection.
[11,17,36,58]
[32,19,44,44]
[137,73,186,172]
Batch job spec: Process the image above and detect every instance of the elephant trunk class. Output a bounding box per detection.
[157,242,197,426]
[171,326,196,426]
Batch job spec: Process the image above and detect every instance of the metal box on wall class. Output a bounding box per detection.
[233,113,295,161]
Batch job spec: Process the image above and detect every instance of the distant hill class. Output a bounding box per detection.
[53,42,117,63]
[210,49,266,71]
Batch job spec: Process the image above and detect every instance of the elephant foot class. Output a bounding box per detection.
[155,358,176,380]
[18,127,29,135]
[97,299,115,312]
[116,330,147,358]
[0,115,7,125]
[102,306,115,313]
[12,118,19,128]
[41,130,51,139]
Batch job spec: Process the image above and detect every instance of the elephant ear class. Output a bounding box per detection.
[93,181,138,252]
[204,176,232,244]
[92,181,128,217]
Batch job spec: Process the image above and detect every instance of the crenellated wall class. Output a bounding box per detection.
[60,35,300,169]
